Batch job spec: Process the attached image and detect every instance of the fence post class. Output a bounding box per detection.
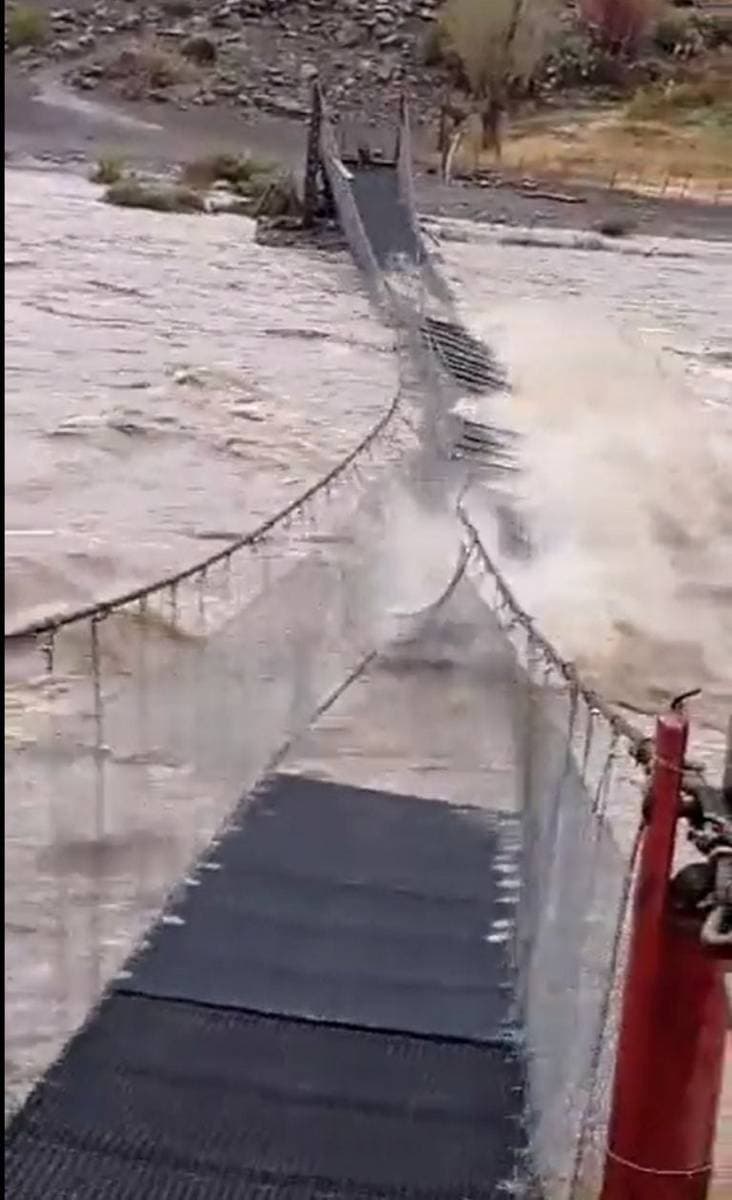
[303,80,322,228]
[601,709,727,1200]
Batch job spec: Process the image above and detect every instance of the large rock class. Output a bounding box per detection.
[337,20,362,48]
[182,34,218,64]
[161,0,195,17]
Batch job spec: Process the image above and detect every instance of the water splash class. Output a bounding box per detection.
[467,297,732,738]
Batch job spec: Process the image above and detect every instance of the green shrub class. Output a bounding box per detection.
[180,153,275,190]
[595,216,634,236]
[695,12,732,50]
[654,6,694,52]
[543,29,632,88]
[102,41,195,99]
[6,4,48,50]
[90,155,126,186]
[252,173,302,219]
[105,178,206,213]
[627,73,732,119]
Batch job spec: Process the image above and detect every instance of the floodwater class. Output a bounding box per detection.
[434,219,732,755]
[4,162,404,1118]
[4,165,732,1121]
[5,167,397,633]
[7,169,730,723]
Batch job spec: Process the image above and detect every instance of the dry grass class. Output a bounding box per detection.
[180,153,275,191]
[6,3,48,50]
[90,155,127,186]
[445,70,732,199]
[101,40,196,98]
[626,70,732,120]
[105,177,205,214]
[179,154,288,218]
[96,154,295,220]
[252,173,302,219]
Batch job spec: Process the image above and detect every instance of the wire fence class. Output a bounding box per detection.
[450,158,732,208]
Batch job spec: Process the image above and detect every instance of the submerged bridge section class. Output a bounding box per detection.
[347,161,423,271]
[338,144,510,422]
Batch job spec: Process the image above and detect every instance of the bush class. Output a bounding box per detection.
[694,12,732,50]
[180,153,274,190]
[651,6,732,53]
[579,0,661,54]
[626,73,732,119]
[6,4,48,50]
[181,34,217,66]
[654,6,692,51]
[102,41,195,98]
[90,155,126,185]
[543,28,635,87]
[595,216,634,237]
[654,5,709,56]
[253,173,302,219]
[105,177,206,213]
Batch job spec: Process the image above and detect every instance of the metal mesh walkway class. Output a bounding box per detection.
[6,774,528,1198]
[348,164,423,270]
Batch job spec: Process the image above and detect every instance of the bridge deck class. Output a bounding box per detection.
[348,164,422,270]
[5,585,529,1198]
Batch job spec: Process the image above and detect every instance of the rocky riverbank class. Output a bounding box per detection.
[5,0,731,243]
[7,0,445,128]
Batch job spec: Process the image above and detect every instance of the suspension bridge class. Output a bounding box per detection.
[5,89,730,1200]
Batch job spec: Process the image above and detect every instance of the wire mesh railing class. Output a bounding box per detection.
[318,91,723,1198]
[457,501,646,1199]
[4,349,429,1116]
[455,432,727,1196]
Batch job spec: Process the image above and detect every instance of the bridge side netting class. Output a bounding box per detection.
[320,96,648,1199]
[5,383,446,1117]
[458,507,644,1199]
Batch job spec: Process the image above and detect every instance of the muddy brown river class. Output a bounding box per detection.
[5,166,397,632]
[5,164,732,1124]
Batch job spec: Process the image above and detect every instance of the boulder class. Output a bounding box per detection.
[182,33,218,64]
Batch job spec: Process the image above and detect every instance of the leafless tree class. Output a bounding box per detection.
[440,0,560,162]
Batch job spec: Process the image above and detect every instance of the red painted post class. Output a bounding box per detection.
[601,711,727,1200]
